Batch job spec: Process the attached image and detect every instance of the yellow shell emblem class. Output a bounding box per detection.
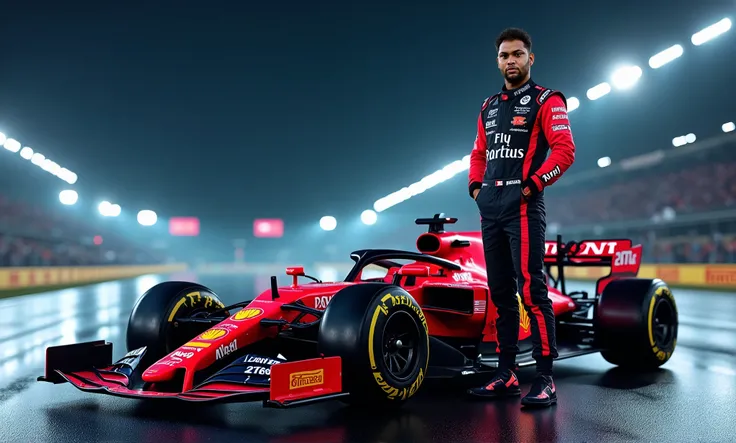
[233,308,264,321]
[198,328,227,340]
[517,295,531,332]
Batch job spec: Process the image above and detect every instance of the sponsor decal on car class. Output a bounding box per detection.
[452,272,473,282]
[290,369,324,389]
[232,308,264,321]
[198,328,228,341]
[215,340,238,360]
[517,295,530,332]
[473,300,486,314]
[172,351,194,359]
[315,295,333,309]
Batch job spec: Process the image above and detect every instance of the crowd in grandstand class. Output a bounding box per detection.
[545,144,736,264]
[0,194,164,267]
[547,160,736,226]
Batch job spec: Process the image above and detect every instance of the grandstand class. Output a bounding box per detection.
[545,134,736,264]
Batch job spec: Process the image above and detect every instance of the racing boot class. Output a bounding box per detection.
[520,374,556,408]
[467,369,521,399]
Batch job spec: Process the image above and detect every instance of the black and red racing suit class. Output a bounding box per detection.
[468,78,575,373]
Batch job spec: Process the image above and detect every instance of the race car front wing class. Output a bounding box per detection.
[38,340,347,407]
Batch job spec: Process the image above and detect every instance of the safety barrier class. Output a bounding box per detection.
[0,263,188,290]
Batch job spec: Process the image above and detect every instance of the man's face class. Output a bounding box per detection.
[497,40,533,85]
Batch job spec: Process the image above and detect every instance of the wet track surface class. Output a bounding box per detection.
[0,272,734,443]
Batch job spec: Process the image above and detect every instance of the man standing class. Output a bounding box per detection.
[466,28,575,408]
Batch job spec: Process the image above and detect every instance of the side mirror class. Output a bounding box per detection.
[286,266,305,287]
[398,264,431,277]
[286,266,305,276]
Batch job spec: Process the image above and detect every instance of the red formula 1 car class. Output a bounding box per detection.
[38,214,678,408]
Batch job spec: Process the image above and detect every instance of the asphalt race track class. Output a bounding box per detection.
[0,272,734,443]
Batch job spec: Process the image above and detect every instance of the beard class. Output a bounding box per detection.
[504,63,528,85]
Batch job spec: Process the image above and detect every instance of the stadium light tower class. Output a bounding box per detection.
[361,209,377,225]
[99,201,121,217]
[19,147,33,160]
[57,168,78,185]
[59,190,78,206]
[3,138,21,153]
[723,122,735,133]
[30,153,45,166]
[597,156,612,168]
[137,210,158,226]
[649,44,683,69]
[319,216,337,231]
[567,97,580,112]
[691,18,732,46]
[586,82,611,100]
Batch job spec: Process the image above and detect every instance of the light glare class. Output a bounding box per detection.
[137,210,158,226]
[649,44,684,69]
[597,157,612,168]
[611,66,643,89]
[319,216,337,231]
[361,209,377,225]
[59,190,79,206]
[586,82,611,100]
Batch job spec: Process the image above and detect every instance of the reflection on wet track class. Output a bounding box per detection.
[0,272,734,443]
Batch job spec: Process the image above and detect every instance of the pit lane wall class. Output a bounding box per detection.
[0,263,188,290]
[559,264,736,289]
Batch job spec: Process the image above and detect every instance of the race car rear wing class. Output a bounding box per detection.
[544,235,643,296]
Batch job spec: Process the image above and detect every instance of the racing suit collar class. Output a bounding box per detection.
[500,78,536,99]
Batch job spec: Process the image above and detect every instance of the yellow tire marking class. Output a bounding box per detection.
[647,292,656,347]
[168,298,187,322]
[368,297,388,370]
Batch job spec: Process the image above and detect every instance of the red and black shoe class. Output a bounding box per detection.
[520,375,557,408]
[467,369,521,398]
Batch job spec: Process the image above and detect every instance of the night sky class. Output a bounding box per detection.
[1,0,734,243]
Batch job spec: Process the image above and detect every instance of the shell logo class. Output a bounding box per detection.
[233,308,264,321]
[198,328,228,340]
[517,295,531,332]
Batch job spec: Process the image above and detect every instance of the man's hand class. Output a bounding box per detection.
[473,188,480,200]
[521,175,543,201]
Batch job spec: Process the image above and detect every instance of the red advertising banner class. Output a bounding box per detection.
[253,219,284,238]
[169,217,200,236]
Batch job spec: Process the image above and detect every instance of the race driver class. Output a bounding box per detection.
[465,28,576,408]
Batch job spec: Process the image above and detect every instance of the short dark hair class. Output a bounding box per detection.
[495,28,532,52]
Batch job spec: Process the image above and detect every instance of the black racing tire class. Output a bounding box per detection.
[317,283,430,407]
[126,281,229,364]
[594,278,678,370]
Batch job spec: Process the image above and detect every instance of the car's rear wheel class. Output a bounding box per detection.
[317,283,430,407]
[126,282,229,364]
[594,278,678,370]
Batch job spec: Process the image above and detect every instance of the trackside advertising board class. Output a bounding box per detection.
[557,264,736,289]
[0,264,187,290]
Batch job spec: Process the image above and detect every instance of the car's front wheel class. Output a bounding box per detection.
[317,283,430,407]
